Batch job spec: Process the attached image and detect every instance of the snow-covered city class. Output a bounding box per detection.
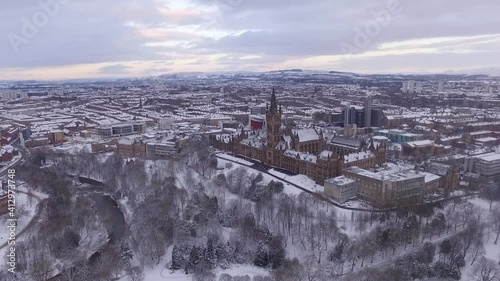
[2,1,500,280]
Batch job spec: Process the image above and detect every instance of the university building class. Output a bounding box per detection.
[213,89,387,184]
[343,166,426,208]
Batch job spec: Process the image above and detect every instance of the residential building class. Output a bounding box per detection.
[416,81,423,93]
[25,137,50,148]
[48,130,65,144]
[464,131,493,143]
[438,81,445,92]
[474,137,499,147]
[1,91,28,100]
[375,130,422,144]
[158,117,174,130]
[0,145,19,162]
[402,140,448,157]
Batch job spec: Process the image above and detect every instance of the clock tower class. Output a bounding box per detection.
[266,87,282,164]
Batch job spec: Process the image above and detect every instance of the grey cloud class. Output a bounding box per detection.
[97,64,130,75]
[1,0,500,74]
[0,0,166,68]
[191,0,500,58]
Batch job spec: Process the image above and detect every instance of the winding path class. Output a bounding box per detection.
[0,190,44,250]
[216,152,482,213]
[0,147,44,250]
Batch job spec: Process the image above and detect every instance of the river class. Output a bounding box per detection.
[90,193,126,244]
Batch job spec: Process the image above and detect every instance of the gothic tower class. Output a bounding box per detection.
[266,87,282,164]
[266,87,282,149]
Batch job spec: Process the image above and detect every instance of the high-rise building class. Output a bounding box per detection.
[438,81,445,92]
[344,103,351,127]
[371,109,384,127]
[1,91,28,100]
[364,97,372,128]
[416,81,423,93]
[402,80,417,94]
[408,80,415,94]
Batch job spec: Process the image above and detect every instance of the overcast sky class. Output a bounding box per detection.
[1,0,500,80]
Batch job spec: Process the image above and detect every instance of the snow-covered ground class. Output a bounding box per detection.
[268,169,324,193]
[216,158,302,196]
[139,262,270,281]
[51,141,91,155]
[0,193,37,245]
[120,244,270,281]
[0,191,39,264]
[215,152,324,194]
[452,198,500,280]
[216,153,254,166]
[215,155,372,238]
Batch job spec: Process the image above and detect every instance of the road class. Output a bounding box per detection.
[0,146,44,250]
[216,152,483,213]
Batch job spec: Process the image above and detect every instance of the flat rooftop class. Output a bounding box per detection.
[345,166,425,182]
[325,176,355,186]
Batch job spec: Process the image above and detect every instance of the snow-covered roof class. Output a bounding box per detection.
[404,140,434,147]
[475,137,498,142]
[319,150,333,160]
[0,145,15,155]
[344,150,374,163]
[325,176,355,186]
[469,130,492,136]
[421,172,441,183]
[293,128,320,142]
[428,162,451,176]
[477,153,500,162]
[330,136,361,148]
[345,166,425,182]
[284,150,317,163]
[372,136,389,141]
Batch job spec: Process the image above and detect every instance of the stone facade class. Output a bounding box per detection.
[213,90,387,184]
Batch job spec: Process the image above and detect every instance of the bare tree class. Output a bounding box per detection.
[490,207,500,245]
[30,256,53,281]
[302,256,327,281]
[126,266,145,281]
[469,256,500,281]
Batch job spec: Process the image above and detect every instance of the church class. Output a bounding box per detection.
[213,88,386,184]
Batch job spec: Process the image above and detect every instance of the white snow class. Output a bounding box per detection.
[216,153,254,166]
[268,169,324,193]
[216,158,302,196]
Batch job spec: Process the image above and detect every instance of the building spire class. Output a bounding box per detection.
[270,87,278,113]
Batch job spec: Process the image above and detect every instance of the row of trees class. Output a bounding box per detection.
[8,145,499,281]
